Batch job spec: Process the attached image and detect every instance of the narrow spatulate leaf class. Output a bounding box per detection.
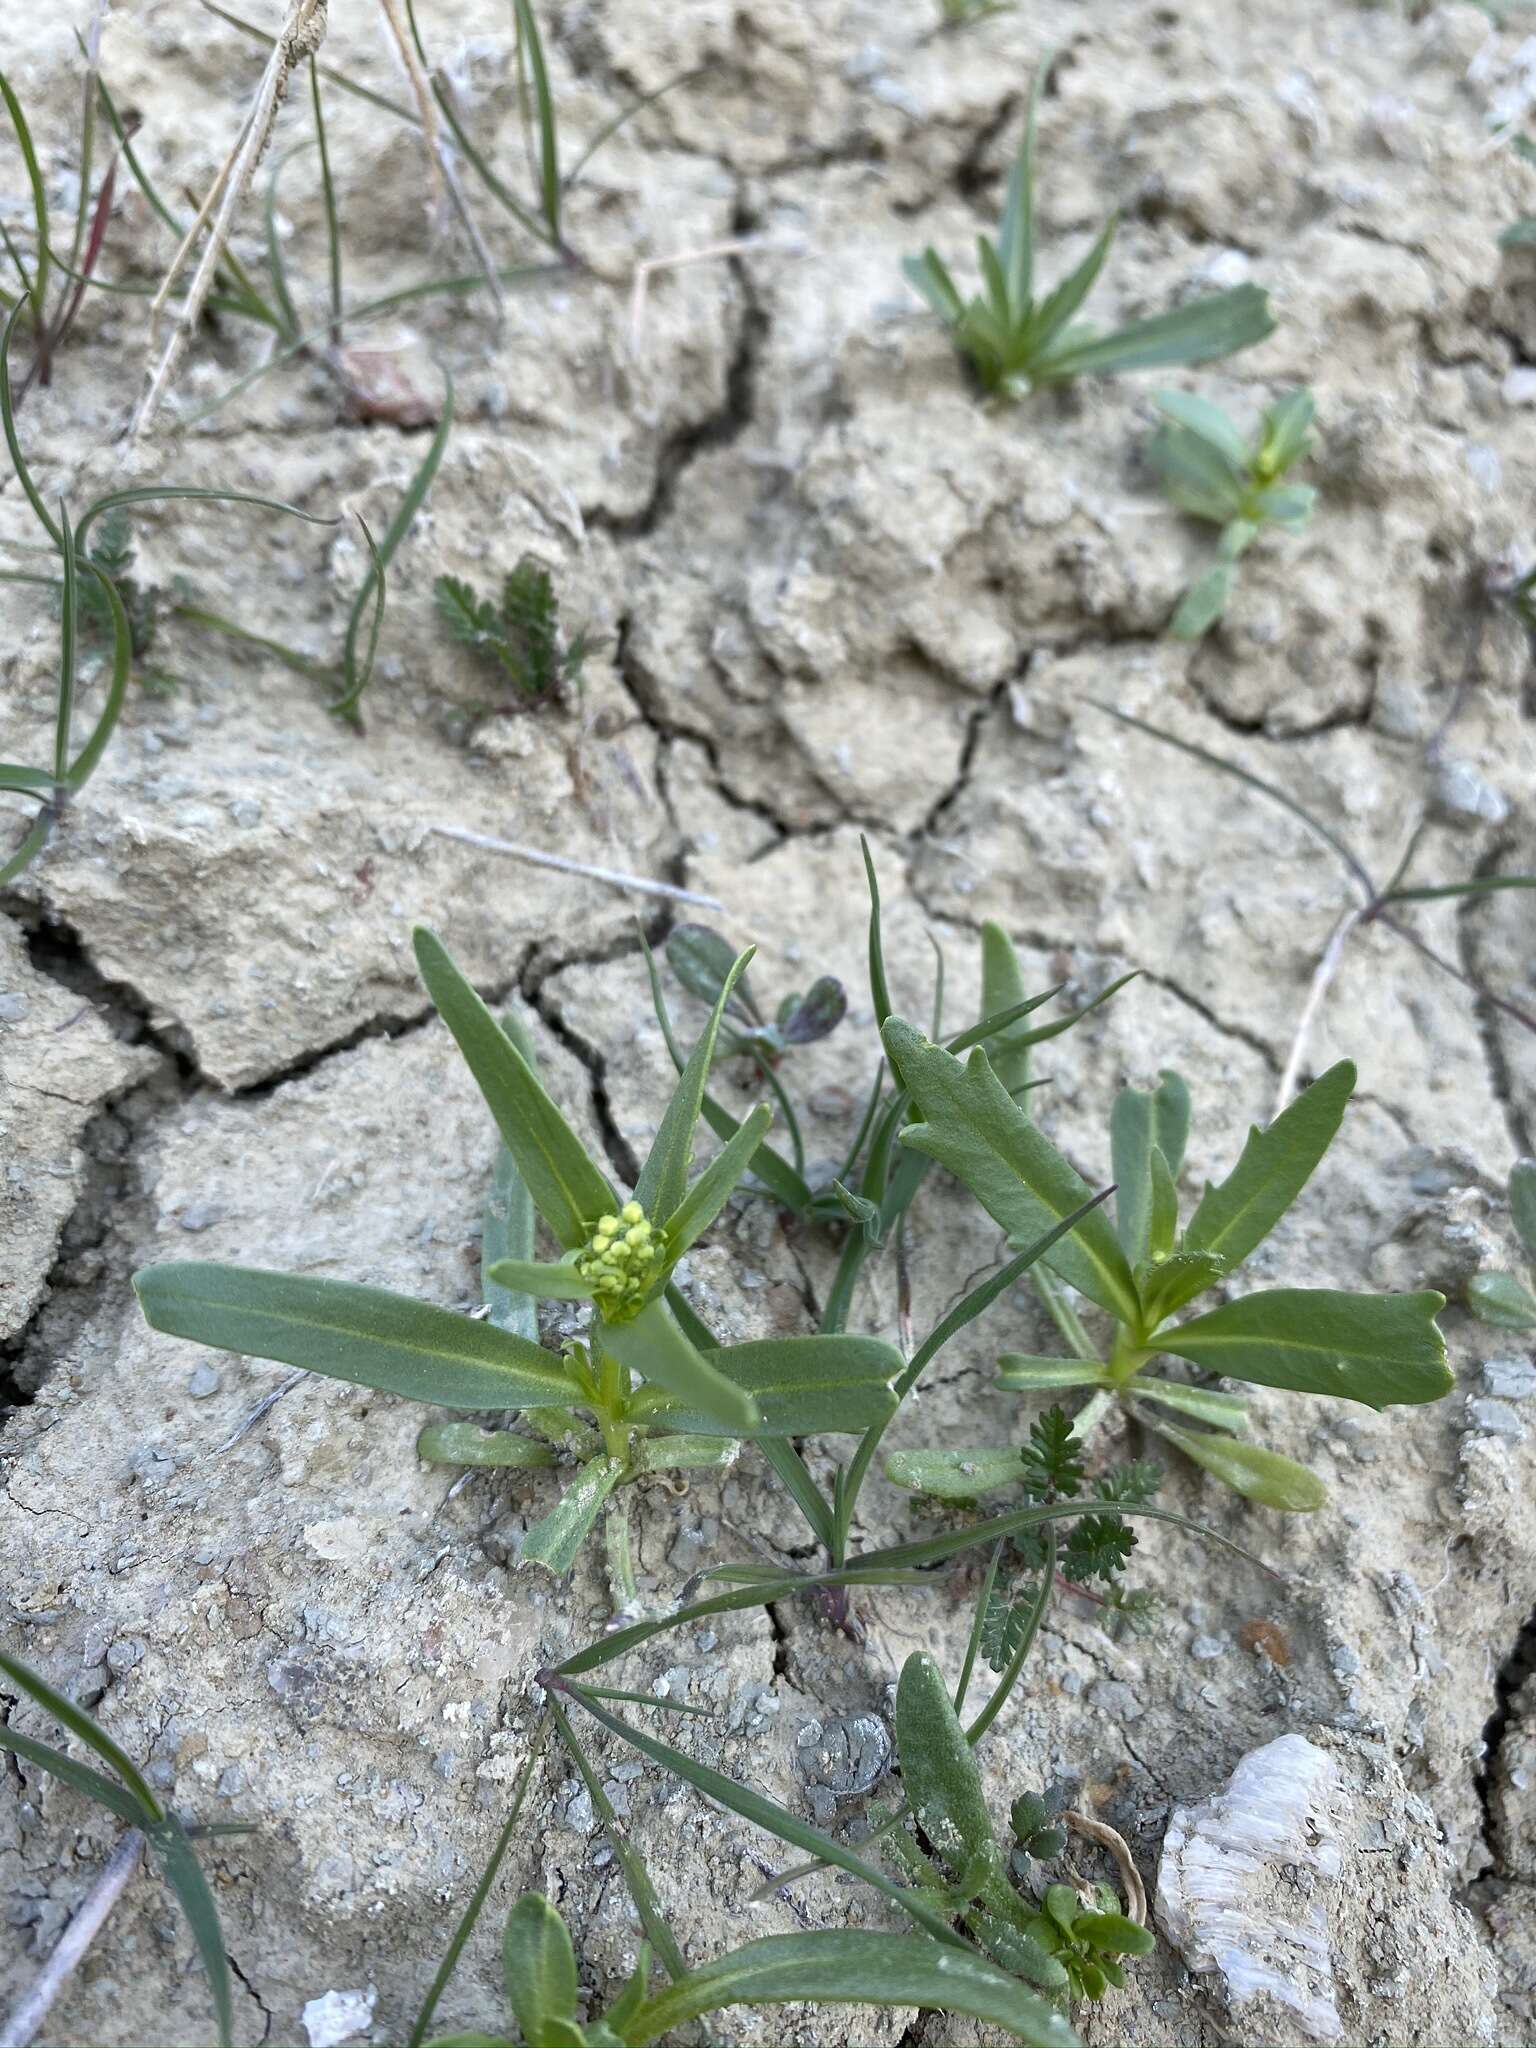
[484,1257,593,1300]
[413,927,611,1249]
[884,1020,1137,1322]
[664,1333,900,1437]
[1161,1287,1450,1408]
[1184,1061,1354,1272]
[483,1020,540,1344]
[995,1355,1109,1391]
[885,1448,1024,1500]
[1035,284,1275,380]
[977,922,1034,1097]
[896,1651,994,1859]
[416,1423,557,1468]
[625,1931,1079,2048]
[502,1892,579,2041]
[521,1459,625,1576]
[1467,1271,1536,1330]
[1132,1378,1249,1431]
[1111,1070,1188,1265]
[1143,1419,1326,1511]
[134,1263,572,1409]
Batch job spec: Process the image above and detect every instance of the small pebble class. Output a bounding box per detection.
[1190,1633,1230,1661]
[1468,1397,1526,1440]
[188,1362,221,1399]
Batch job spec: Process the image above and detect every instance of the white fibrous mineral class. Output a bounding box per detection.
[1155,1733,1345,2043]
[300,1987,378,2048]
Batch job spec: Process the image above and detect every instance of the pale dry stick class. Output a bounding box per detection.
[628,236,801,354]
[429,822,726,910]
[133,0,330,437]
[375,0,446,216]
[216,1366,309,1451]
[1064,1809,1146,1927]
[1272,904,1365,1120]
[0,1830,145,2048]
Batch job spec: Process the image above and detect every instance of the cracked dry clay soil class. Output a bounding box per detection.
[5,1,1536,2043]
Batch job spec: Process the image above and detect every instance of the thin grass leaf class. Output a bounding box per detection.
[309,58,343,341]
[145,1815,234,2048]
[2,300,60,543]
[548,1700,687,1979]
[862,834,893,1027]
[1034,284,1275,381]
[262,140,309,341]
[64,563,132,791]
[512,0,561,242]
[54,501,78,781]
[562,66,699,190]
[201,2,417,121]
[1382,874,1536,905]
[637,946,755,1222]
[0,1724,146,1825]
[0,807,54,884]
[0,1646,164,1818]
[407,1713,551,2048]
[0,72,48,335]
[999,63,1044,309]
[169,602,333,681]
[74,486,335,559]
[335,377,453,719]
[1024,214,1116,357]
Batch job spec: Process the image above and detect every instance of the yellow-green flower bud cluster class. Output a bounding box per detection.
[577,1201,664,1321]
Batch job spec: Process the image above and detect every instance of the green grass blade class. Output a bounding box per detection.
[2,299,62,544]
[0,71,48,335]
[512,0,561,242]
[333,381,453,718]
[1024,213,1115,357]
[999,63,1044,309]
[636,946,754,1222]
[262,140,309,341]
[0,806,54,884]
[201,2,417,121]
[562,66,696,190]
[169,601,333,682]
[133,1262,573,1409]
[64,562,132,791]
[0,1725,145,1825]
[1034,283,1274,381]
[309,59,343,340]
[145,1817,234,2048]
[0,1646,163,1818]
[1382,874,1536,905]
[53,501,77,780]
[74,486,334,559]
[407,1714,552,2048]
[861,834,893,1027]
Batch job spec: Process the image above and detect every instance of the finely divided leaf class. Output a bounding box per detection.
[1184,1061,1354,1272]
[414,928,611,1249]
[134,1264,571,1410]
[1160,1287,1451,1408]
[884,1019,1137,1322]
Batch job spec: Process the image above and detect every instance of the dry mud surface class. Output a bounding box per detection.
[3,2,1536,2043]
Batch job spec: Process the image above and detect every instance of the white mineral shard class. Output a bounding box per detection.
[1156,1733,1345,2043]
[300,1986,378,2047]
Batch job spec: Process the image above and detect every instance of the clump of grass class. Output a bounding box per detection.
[905,61,1275,400]
[434,555,597,701]
[1149,387,1316,637]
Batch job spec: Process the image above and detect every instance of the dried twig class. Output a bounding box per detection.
[375,0,445,215]
[0,1830,145,2048]
[429,822,725,910]
[133,0,329,436]
[628,236,800,353]
[1064,1808,1146,1927]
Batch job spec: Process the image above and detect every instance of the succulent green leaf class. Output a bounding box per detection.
[1147,1146,1179,1262]
[885,1447,1024,1500]
[662,1103,774,1258]
[1132,1379,1249,1432]
[636,947,754,1224]
[1259,387,1315,472]
[1152,389,1250,471]
[1144,1419,1326,1511]
[883,1019,1138,1323]
[1466,1270,1536,1330]
[134,1263,572,1410]
[662,1333,900,1438]
[622,1929,1079,2048]
[416,1424,558,1469]
[599,1299,759,1433]
[1073,1910,1156,1956]
[631,1434,737,1474]
[1111,1070,1189,1263]
[1170,563,1234,639]
[502,1893,580,2042]
[896,1651,994,1865]
[904,248,964,323]
[1184,1060,1354,1272]
[1160,1287,1451,1408]
[414,928,611,1249]
[995,1355,1109,1391]
[665,923,756,1018]
[780,976,847,1045]
[521,1458,625,1576]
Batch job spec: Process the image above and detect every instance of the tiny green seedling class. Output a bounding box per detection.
[134,928,904,1601]
[905,63,1274,400]
[435,556,596,701]
[1148,387,1316,638]
[881,1022,1453,1510]
[883,1652,1154,2008]
[1468,1161,1536,1329]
